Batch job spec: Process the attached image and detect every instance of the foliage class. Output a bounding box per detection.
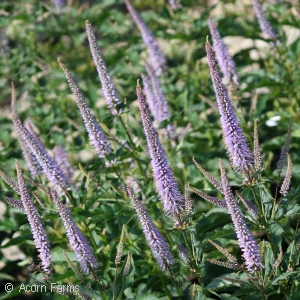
[0,0,300,299]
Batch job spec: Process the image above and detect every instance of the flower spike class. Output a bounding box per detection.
[277,119,292,174]
[12,115,69,190]
[141,73,159,122]
[253,119,263,172]
[85,20,122,115]
[209,239,239,264]
[115,225,125,266]
[279,154,292,196]
[219,160,263,273]
[4,197,24,210]
[192,156,224,194]
[168,0,182,9]
[51,0,64,13]
[58,58,112,158]
[188,185,228,210]
[54,146,74,182]
[208,259,241,270]
[206,40,254,174]
[208,17,239,86]
[126,185,175,271]
[0,169,20,195]
[144,62,175,138]
[15,161,52,274]
[236,191,259,217]
[125,0,167,74]
[11,84,43,178]
[144,62,170,124]
[123,252,131,277]
[251,0,278,42]
[136,83,185,217]
[50,189,99,274]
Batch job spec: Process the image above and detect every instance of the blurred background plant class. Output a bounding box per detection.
[0,0,300,299]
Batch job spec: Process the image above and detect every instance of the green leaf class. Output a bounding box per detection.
[201,224,235,246]
[288,285,300,300]
[271,271,299,285]
[1,234,33,248]
[267,220,283,254]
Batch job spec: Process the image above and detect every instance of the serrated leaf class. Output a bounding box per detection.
[271,271,298,285]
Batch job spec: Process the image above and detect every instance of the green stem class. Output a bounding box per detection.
[118,115,143,174]
[271,173,281,218]
[117,277,126,300]
[290,216,300,270]
[161,267,174,299]
[181,229,199,273]
[246,175,268,229]
[91,268,105,300]
[83,219,105,266]
[170,275,180,297]
[113,265,118,300]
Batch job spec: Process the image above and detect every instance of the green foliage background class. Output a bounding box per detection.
[0,0,300,299]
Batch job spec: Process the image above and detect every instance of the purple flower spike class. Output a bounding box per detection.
[5,196,24,210]
[141,73,159,122]
[54,146,74,182]
[12,116,69,190]
[58,58,111,159]
[141,66,175,140]
[50,189,99,274]
[144,62,170,124]
[206,40,254,173]
[51,0,64,13]
[251,0,278,42]
[18,136,43,178]
[168,0,182,10]
[208,17,239,86]
[126,185,175,271]
[125,0,167,75]
[15,161,52,274]
[219,160,264,273]
[136,83,185,217]
[11,86,42,178]
[85,21,122,115]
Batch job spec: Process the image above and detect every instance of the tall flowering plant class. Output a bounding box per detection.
[0,1,299,300]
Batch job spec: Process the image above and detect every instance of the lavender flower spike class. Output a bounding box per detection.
[58,58,111,158]
[168,0,182,10]
[219,160,264,273]
[12,113,69,190]
[251,0,278,41]
[141,73,159,122]
[279,154,292,196]
[277,119,292,173]
[206,40,254,173]
[15,161,51,274]
[144,62,170,124]
[54,146,74,182]
[51,0,64,13]
[208,17,239,86]
[0,169,20,195]
[85,21,122,115]
[126,185,175,271]
[50,189,99,274]
[5,197,25,210]
[11,84,42,178]
[136,83,185,217]
[125,0,167,75]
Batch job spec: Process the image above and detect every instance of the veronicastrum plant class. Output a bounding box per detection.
[0,0,299,299]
